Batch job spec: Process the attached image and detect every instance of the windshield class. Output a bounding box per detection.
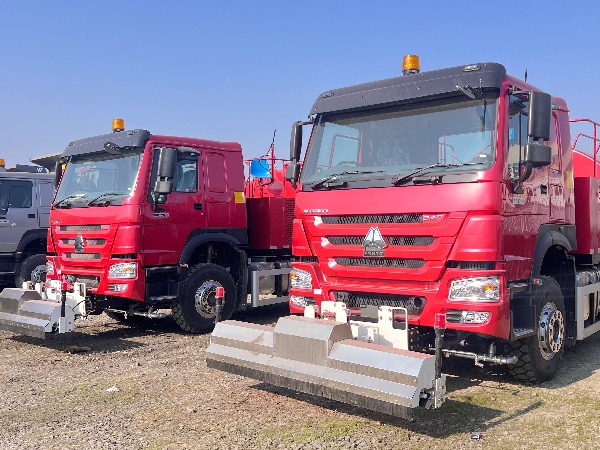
[54,150,143,208]
[300,94,498,187]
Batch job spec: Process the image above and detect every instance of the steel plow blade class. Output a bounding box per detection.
[0,288,74,339]
[206,316,446,419]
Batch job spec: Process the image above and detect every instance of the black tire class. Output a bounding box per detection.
[172,263,237,333]
[507,276,566,383]
[15,254,47,287]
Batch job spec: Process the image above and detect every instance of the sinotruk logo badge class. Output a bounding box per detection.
[363,226,387,257]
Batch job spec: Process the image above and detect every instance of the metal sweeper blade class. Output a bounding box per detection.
[206,316,446,419]
[0,288,74,339]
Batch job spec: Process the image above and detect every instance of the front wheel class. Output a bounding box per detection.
[15,254,47,288]
[507,276,566,383]
[172,264,237,333]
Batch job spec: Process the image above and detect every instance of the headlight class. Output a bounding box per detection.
[108,262,137,279]
[290,268,312,289]
[46,260,54,276]
[449,276,500,302]
[290,295,317,311]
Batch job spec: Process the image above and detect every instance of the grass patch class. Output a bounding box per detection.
[261,417,366,444]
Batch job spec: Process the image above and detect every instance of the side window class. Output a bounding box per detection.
[39,182,55,206]
[548,113,561,173]
[507,93,529,179]
[174,159,198,192]
[0,180,33,211]
[149,147,199,201]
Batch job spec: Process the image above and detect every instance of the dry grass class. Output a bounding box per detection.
[0,309,598,449]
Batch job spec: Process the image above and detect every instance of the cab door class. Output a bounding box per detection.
[142,147,206,266]
[0,178,37,253]
[203,151,230,227]
[37,181,54,228]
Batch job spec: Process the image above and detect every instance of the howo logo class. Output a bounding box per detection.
[303,208,329,215]
[423,214,445,222]
[363,226,387,257]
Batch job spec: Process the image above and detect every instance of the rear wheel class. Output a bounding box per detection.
[15,254,47,288]
[507,276,566,383]
[172,263,237,333]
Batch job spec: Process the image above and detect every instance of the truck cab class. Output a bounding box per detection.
[285,58,590,383]
[0,169,54,286]
[32,125,294,334]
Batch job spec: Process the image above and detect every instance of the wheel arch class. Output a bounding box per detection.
[16,230,47,257]
[179,231,247,308]
[532,226,576,345]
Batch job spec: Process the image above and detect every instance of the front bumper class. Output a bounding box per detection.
[288,262,511,340]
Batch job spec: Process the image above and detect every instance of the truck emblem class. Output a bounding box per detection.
[363,226,387,257]
[303,208,328,215]
[74,234,86,253]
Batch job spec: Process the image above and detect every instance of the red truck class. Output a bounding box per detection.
[207,56,600,418]
[0,121,295,337]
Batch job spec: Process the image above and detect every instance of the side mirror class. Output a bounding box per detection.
[290,121,303,162]
[287,121,305,187]
[524,143,552,167]
[53,160,64,187]
[153,147,177,196]
[285,164,300,185]
[528,91,552,141]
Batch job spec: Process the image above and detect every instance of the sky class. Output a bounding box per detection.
[1,0,599,166]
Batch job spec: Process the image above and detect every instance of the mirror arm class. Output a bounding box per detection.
[512,163,533,193]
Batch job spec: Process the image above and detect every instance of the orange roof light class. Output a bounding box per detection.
[112,118,125,133]
[402,55,420,75]
[0,159,5,167]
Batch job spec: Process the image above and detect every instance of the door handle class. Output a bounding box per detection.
[28,214,36,218]
[194,203,203,210]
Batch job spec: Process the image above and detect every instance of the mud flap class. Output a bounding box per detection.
[0,288,75,339]
[206,316,446,419]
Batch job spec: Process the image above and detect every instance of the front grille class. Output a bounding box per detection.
[66,253,102,260]
[322,214,423,225]
[62,238,106,246]
[335,257,424,269]
[66,275,100,288]
[328,236,434,246]
[300,256,318,263]
[60,225,103,231]
[447,261,495,270]
[334,291,426,314]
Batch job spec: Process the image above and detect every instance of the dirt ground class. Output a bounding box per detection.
[0,301,599,450]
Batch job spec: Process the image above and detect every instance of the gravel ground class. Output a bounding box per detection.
[0,299,599,450]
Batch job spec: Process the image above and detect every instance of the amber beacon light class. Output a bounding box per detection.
[402,55,420,75]
[112,118,125,133]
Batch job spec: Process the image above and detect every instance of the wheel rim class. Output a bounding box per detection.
[194,280,223,318]
[538,301,565,360]
[30,265,47,283]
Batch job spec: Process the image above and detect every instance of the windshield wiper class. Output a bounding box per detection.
[88,192,125,207]
[310,170,384,190]
[393,163,481,186]
[53,194,87,209]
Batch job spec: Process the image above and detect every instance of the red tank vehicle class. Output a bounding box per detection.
[0,120,295,336]
[207,56,600,418]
